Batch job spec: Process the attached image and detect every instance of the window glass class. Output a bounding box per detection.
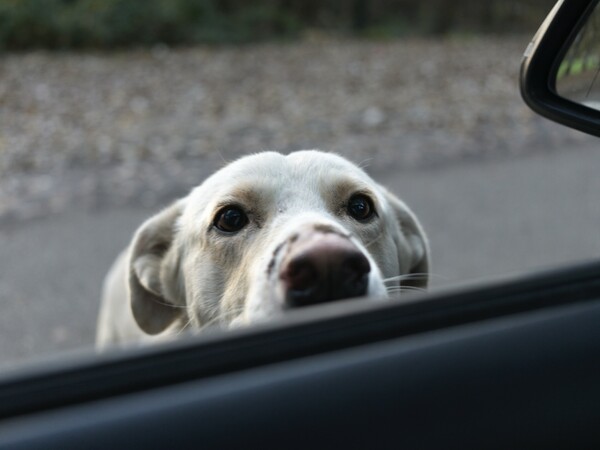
[1,1,599,370]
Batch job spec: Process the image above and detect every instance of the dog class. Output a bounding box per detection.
[96,150,429,349]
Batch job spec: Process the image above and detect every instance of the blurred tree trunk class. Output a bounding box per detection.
[420,0,455,35]
[352,0,369,31]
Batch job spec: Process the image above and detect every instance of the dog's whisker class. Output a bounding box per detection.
[174,315,197,337]
[357,157,373,170]
[385,286,423,293]
[198,312,225,330]
[174,302,243,337]
[386,285,426,291]
[386,285,427,293]
[199,305,246,330]
[383,274,427,284]
[424,272,449,281]
[383,272,447,284]
[150,299,188,309]
[215,148,231,166]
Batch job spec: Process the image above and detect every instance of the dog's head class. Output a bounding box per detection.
[127,151,429,335]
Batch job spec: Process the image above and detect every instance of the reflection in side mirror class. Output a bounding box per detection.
[520,0,600,138]
[555,2,600,111]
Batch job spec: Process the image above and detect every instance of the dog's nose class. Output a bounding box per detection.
[280,232,371,308]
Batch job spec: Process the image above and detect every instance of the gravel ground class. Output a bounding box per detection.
[0,36,596,224]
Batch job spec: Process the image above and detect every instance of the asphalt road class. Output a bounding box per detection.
[2,145,600,368]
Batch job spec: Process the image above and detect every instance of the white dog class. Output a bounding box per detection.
[96,150,429,348]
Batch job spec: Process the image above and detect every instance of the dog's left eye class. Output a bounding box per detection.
[347,194,375,221]
[214,206,248,233]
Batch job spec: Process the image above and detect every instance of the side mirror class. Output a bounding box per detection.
[521,0,600,137]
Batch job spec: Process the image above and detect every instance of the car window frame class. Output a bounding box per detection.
[2,259,600,420]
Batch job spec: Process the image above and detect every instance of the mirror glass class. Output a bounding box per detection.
[555,1,600,111]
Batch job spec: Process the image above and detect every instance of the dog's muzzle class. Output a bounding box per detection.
[279,230,371,308]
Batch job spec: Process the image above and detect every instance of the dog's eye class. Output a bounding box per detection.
[347,194,375,221]
[214,206,248,233]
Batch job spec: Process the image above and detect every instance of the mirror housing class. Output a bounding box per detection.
[520,0,600,137]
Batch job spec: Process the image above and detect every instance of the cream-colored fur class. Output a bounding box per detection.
[96,150,429,349]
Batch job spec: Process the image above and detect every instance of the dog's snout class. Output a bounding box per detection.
[280,232,371,308]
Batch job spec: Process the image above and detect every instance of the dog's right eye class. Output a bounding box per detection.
[347,194,375,222]
[213,206,248,233]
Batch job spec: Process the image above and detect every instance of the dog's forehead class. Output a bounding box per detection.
[196,151,373,200]
[226,151,365,180]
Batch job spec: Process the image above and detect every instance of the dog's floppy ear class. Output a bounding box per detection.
[128,200,186,335]
[381,188,430,289]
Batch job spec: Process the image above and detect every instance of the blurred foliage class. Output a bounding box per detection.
[0,0,555,50]
[557,3,600,80]
[0,0,302,49]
